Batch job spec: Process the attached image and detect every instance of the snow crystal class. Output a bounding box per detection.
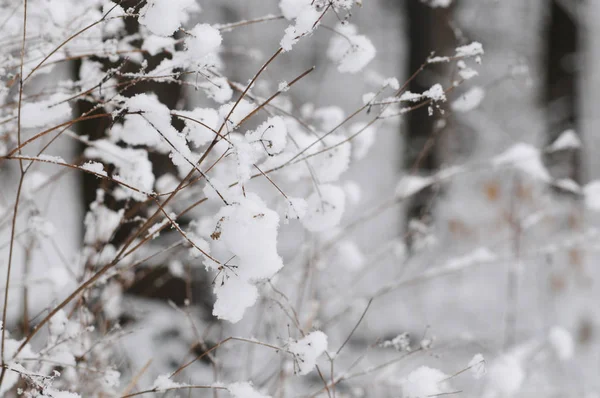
[20,93,71,128]
[229,382,271,398]
[288,331,328,375]
[548,326,574,360]
[401,366,453,397]
[548,129,581,152]
[468,353,486,379]
[451,86,485,113]
[302,185,346,232]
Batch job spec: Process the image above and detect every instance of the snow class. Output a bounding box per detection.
[302,185,346,232]
[423,0,453,8]
[185,24,222,65]
[81,161,107,177]
[288,331,328,375]
[493,143,551,182]
[279,0,312,20]
[209,194,283,322]
[179,107,219,147]
[584,181,600,211]
[440,247,496,273]
[383,77,400,90]
[349,122,376,160]
[84,195,124,245]
[85,139,155,200]
[336,240,366,271]
[468,353,486,379]
[548,326,574,360]
[456,41,484,58]
[38,154,65,164]
[485,354,525,396]
[280,2,320,51]
[229,382,271,398]
[395,175,434,199]
[246,116,288,156]
[451,86,485,112]
[548,129,581,151]
[212,275,258,323]
[327,23,376,73]
[142,36,176,56]
[285,197,308,221]
[20,94,72,129]
[423,83,446,102]
[138,0,199,37]
[400,366,453,397]
[152,373,184,391]
[200,76,233,103]
[312,134,352,182]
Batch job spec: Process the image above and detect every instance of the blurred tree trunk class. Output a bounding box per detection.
[580,0,600,181]
[544,0,581,183]
[403,1,456,240]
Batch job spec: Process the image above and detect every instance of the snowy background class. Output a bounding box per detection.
[0,0,598,397]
